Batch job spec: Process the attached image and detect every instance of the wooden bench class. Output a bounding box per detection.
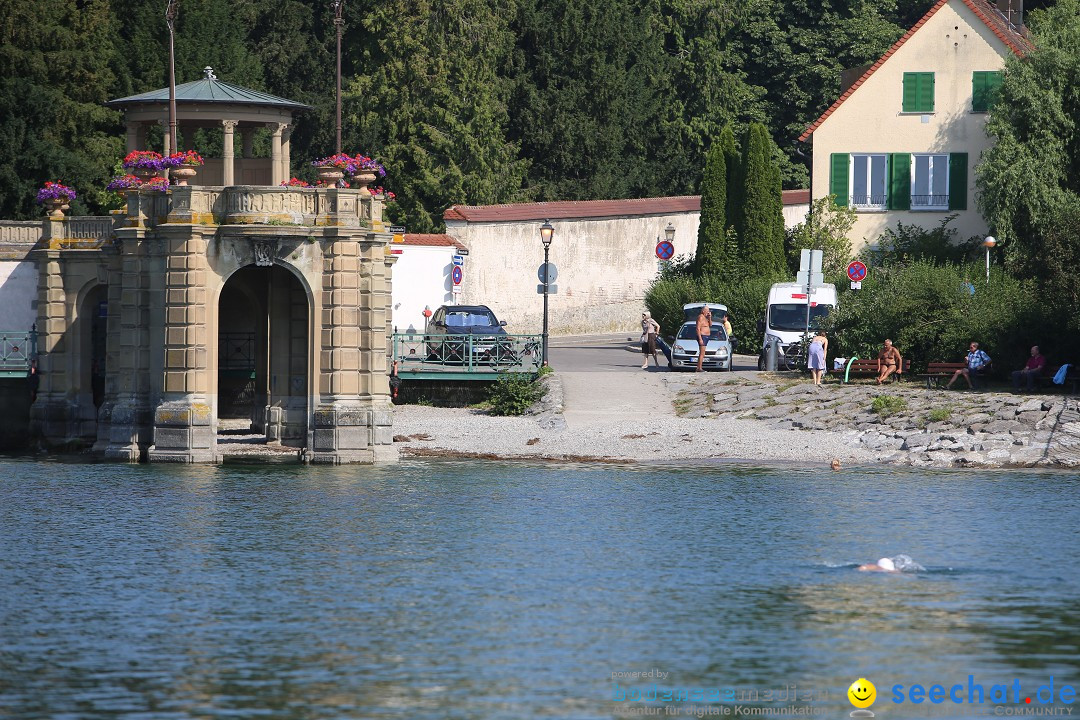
[919,361,991,389]
[830,358,911,383]
[1036,365,1080,394]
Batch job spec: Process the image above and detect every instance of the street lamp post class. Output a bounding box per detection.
[331,0,345,154]
[540,220,554,367]
[983,236,996,284]
[165,0,179,155]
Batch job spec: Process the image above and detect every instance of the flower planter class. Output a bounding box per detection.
[316,167,344,184]
[43,198,66,219]
[352,170,378,195]
[133,168,161,185]
[171,166,197,186]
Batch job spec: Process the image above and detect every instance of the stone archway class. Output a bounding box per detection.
[215,263,310,449]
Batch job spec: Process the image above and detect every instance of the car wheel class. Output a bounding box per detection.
[757,355,765,371]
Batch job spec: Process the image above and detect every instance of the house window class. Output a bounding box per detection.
[911,154,949,210]
[850,154,888,209]
[972,71,1003,112]
[902,72,935,113]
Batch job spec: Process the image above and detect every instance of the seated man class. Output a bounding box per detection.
[876,339,903,384]
[946,341,992,390]
[1012,345,1046,391]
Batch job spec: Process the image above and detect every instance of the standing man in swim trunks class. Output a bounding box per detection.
[876,339,903,384]
[696,306,712,372]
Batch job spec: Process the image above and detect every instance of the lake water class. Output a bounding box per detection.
[1,459,1078,719]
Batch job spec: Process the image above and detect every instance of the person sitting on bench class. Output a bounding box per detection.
[1011,345,1046,392]
[946,341,991,390]
[876,339,903,385]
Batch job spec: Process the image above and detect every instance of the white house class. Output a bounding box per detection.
[799,0,1031,250]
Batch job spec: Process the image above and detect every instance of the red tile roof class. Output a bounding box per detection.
[401,233,468,252]
[443,192,809,223]
[798,0,1032,142]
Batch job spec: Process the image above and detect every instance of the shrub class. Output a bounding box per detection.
[872,395,907,417]
[867,216,981,266]
[828,260,1048,373]
[488,373,546,416]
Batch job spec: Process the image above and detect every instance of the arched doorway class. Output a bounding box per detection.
[217,264,309,447]
[75,284,109,441]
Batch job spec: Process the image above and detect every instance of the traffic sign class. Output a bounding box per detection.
[389,225,406,234]
[847,260,867,282]
[537,284,558,294]
[452,254,465,266]
[655,240,675,260]
[451,266,463,285]
[538,262,558,284]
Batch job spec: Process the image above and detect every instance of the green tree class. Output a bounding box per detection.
[737,123,786,279]
[346,0,529,232]
[977,0,1080,333]
[695,143,726,276]
[785,196,855,278]
[0,0,123,218]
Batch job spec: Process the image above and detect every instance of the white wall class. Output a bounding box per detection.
[0,260,38,332]
[389,244,457,334]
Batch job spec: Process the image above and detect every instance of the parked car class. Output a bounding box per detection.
[426,304,510,363]
[668,302,732,371]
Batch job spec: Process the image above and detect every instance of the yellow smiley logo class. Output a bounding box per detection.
[848,678,877,709]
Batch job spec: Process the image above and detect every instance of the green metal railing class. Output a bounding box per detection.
[0,328,36,378]
[392,332,543,379]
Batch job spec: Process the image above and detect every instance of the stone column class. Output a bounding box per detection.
[222,120,237,187]
[103,229,153,462]
[28,247,73,446]
[125,122,140,153]
[147,226,218,463]
[281,125,293,183]
[268,123,287,186]
[161,119,172,157]
[310,220,396,464]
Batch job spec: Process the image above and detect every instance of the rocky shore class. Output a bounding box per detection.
[671,374,1080,468]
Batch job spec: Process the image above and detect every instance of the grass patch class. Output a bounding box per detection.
[763,396,778,407]
[926,407,953,423]
[871,395,908,417]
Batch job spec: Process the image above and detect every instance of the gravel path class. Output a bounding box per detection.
[393,372,872,465]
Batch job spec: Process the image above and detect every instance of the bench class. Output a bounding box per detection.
[919,361,991,389]
[830,358,911,383]
[1035,365,1080,394]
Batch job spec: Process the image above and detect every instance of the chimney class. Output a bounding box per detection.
[996,0,1024,29]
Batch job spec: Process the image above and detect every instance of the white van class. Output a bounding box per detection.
[757,282,837,370]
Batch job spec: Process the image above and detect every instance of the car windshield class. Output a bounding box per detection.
[677,323,727,341]
[769,303,831,332]
[445,310,498,328]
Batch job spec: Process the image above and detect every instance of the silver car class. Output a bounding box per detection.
[670,320,732,370]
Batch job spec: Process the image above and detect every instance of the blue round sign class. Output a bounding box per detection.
[452,265,463,285]
[656,240,675,260]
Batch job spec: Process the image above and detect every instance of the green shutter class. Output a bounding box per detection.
[949,153,968,210]
[888,153,911,210]
[903,73,918,112]
[922,73,935,112]
[972,72,988,112]
[903,73,935,112]
[830,153,849,207]
[973,71,1002,112]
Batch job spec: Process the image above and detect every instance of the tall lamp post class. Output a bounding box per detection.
[165,0,179,155]
[540,220,554,367]
[331,0,345,154]
[983,236,996,284]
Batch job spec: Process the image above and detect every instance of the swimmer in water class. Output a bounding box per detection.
[857,557,899,572]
